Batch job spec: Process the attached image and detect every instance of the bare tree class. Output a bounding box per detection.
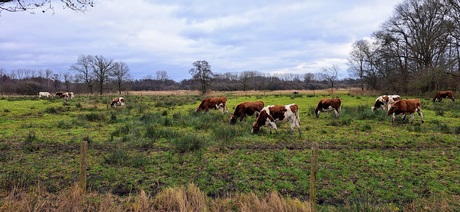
[189,60,213,94]
[91,55,115,95]
[71,54,95,94]
[111,61,131,95]
[0,0,94,14]
[348,39,372,90]
[303,73,315,90]
[155,70,169,81]
[62,72,72,91]
[320,65,339,93]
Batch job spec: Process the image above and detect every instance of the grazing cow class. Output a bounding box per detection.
[38,92,52,98]
[251,104,301,134]
[371,95,401,111]
[433,91,454,102]
[315,98,341,118]
[229,101,264,125]
[56,92,69,99]
[195,97,228,114]
[387,99,424,124]
[66,92,74,99]
[111,97,126,107]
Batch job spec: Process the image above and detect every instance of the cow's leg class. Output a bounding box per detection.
[316,111,321,118]
[417,108,424,123]
[392,113,396,123]
[402,114,406,121]
[268,122,278,134]
[409,113,415,123]
[295,118,301,134]
[240,114,246,122]
[334,109,339,118]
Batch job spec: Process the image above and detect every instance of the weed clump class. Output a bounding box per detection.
[171,134,205,153]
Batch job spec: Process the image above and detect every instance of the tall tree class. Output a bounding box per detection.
[71,54,95,94]
[189,60,213,94]
[376,0,451,92]
[91,55,115,95]
[111,61,131,95]
[0,0,93,13]
[348,39,371,90]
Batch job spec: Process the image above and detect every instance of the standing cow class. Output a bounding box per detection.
[315,98,341,118]
[229,101,264,125]
[111,97,126,108]
[371,95,401,111]
[433,91,454,102]
[195,97,228,114]
[387,99,424,124]
[251,104,301,134]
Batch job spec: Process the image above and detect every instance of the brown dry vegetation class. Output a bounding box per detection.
[1,184,314,212]
[1,183,459,211]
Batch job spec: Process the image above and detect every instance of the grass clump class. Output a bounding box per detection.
[171,134,206,153]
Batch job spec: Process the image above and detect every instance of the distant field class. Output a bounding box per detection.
[0,90,459,209]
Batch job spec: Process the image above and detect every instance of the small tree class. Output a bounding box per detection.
[189,60,213,94]
[320,65,339,93]
[111,61,131,95]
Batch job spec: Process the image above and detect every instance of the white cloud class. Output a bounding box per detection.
[0,0,401,81]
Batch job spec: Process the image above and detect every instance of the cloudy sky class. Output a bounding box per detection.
[0,0,401,81]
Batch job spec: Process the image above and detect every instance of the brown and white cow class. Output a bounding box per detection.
[229,101,264,125]
[56,92,69,99]
[433,91,454,102]
[251,104,301,134]
[387,99,424,124]
[195,97,228,114]
[111,97,126,108]
[371,95,401,111]
[315,98,341,118]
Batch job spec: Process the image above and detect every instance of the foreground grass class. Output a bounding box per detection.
[1,184,458,211]
[0,91,459,210]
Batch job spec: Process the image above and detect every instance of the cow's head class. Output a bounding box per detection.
[372,99,384,111]
[387,105,398,115]
[229,115,237,125]
[251,121,261,134]
[251,110,268,134]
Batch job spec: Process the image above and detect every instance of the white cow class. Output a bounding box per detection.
[38,92,52,98]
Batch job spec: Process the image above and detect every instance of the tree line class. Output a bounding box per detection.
[348,0,460,94]
[0,58,356,96]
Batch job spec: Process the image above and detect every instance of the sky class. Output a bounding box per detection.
[0,0,401,82]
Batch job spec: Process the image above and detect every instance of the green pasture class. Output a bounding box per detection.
[0,92,459,208]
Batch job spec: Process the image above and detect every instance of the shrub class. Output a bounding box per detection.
[171,134,205,153]
[85,113,106,122]
[212,124,239,146]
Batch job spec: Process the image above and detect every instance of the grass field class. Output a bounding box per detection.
[0,90,459,210]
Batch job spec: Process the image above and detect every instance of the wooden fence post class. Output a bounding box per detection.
[310,142,319,212]
[79,140,88,194]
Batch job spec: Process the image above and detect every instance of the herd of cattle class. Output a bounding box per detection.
[195,90,455,135]
[39,92,125,108]
[38,91,74,99]
[37,90,455,134]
